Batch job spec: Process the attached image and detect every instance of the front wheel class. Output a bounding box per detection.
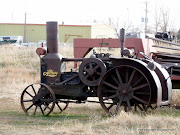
[21,83,56,116]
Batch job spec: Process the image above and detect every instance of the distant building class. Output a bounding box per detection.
[0,23,115,44]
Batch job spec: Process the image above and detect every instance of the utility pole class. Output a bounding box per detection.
[23,12,27,43]
[12,10,14,22]
[145,1,148,38]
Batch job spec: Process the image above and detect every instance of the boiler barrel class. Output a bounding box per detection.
[46,21,58,53]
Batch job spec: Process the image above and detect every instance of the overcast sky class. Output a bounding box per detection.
[0,0,180,30]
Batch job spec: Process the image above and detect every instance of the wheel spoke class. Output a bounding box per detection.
[142,104,146,109]
[137,105,144,112]
[134,104,137,111]
[107,104,114,110]
[126,68,129,83]
[124,104,127,112]
[111,74,120,85]
[94,65,99,70]
[84,66,88,72]
[40,106,45,115]
[103,81,118,90]
[31,85,36,95]
[43,103,51,111]
[23,100,33,102]
[115,68,123,85]
[26,104,34,112]
[25,91,33,98]
[132,83,149,91]
[149,105,157,110]
[127,100,132,111]
[33,106,38,115]
[96,72,101,76]
[115,99,123,114]
[132,76,144,87]
[135,92,150,95]
[89,63,93,70]
[128,69,136,85]
[132,95,148,105]
[56,102,63,111]
[85,74,90,79]
[134,101,144,111]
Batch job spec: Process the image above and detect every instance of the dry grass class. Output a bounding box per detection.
[171,90,180,105]
[0,45,180,135]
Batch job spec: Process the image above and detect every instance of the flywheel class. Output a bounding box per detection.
[79,58,106,86]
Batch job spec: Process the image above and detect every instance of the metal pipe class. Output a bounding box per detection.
[120,28,125,57]
[62,58,110,62]
[46,21,58,53]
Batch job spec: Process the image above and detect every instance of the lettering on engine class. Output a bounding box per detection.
[43,69,58,77]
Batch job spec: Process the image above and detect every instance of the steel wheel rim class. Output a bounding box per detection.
[98,66,152,116]
[21,83,56,116]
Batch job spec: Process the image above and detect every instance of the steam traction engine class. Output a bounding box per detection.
[20,22,172,116]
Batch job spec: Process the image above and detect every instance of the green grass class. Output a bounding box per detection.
[0,111,86,125]
[0,104,105,127]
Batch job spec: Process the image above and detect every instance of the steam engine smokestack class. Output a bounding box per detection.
[46,21,58,53]
[40,21,62,84]
[120,28,125,57]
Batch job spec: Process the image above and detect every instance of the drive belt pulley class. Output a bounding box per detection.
[79,58,106,86]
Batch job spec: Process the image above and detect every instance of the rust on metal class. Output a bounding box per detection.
[78,58,106,86]
[36,47,47,55]
[46,21,58,53]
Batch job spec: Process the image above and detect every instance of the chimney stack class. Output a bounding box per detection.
[46,21,58,53]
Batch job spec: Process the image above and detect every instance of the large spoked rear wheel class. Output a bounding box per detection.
[21,83,56,116]
[98,66,152,116]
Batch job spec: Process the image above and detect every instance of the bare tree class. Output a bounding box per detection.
[108,17,120,37]
[129,26,141,33]
[160,7,169,32]
[168,17,177,33]
[152,6,173,34]
[154,8,161,33]
[107,17,133,37]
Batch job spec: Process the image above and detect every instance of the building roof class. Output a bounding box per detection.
[0,23,114,28]
[0,23,91,27]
